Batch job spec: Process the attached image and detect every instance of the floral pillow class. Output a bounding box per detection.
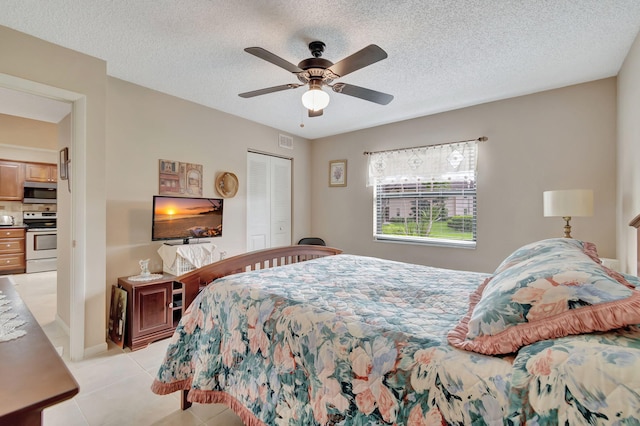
[448,238,640,355]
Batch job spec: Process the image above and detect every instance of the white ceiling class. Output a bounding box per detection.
[1,1,640,139]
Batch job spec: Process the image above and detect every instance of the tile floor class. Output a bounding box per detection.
[10,271,245,426]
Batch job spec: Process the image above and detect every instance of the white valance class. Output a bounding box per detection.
[366,140,478,187]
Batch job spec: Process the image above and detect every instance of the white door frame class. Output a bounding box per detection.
[0,73,87,361]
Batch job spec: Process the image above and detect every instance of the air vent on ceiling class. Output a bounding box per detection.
[279,134,293,150]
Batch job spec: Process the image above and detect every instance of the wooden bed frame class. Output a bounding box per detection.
[175,244,343,409]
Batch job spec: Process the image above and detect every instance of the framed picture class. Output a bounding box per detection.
[329,159,347,187]
[108,286,127,348]
[158,159,203,196]
[59,147,69,180]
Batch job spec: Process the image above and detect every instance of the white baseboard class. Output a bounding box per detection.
[55,314,70,335]
[84,341,109,359]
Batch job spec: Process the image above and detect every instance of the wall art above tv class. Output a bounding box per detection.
[158,159,203,197]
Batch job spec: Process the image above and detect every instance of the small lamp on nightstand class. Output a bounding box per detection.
[543,189,593,238]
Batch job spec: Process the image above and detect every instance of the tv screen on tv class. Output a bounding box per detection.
[152,195,223,244]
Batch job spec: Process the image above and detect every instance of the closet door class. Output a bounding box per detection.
[247,152,291,251]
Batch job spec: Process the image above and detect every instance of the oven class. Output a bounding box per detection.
[23,211,57,273]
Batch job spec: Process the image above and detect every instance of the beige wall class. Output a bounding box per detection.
[105,77,312,288]
[311,78,618,273]
[0,113,58,150]
[618,30,640,274]
[0,25,107,354]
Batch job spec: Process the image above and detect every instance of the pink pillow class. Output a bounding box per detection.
[448,239,640,354]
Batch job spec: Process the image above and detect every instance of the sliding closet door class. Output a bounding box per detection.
[247,152,291,251]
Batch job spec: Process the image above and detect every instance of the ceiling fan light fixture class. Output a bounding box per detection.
[301,86,330,111]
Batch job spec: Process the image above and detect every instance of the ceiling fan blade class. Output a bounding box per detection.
[239,84,302,98]
[244,47,303,73]
[328,45,388,78]
[308,109,323,118]
[332,83,393,105]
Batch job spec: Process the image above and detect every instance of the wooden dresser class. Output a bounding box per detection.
[0,277,79,425]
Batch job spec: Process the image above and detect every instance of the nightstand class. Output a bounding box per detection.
[117,273,183,351]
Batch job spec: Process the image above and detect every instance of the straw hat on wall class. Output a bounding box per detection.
[215,172,238,198]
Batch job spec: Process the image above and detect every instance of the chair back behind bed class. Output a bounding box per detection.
[178,245,343,309]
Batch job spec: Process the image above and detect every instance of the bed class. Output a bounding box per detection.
[152,239,640,425]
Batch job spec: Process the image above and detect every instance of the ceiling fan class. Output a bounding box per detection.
[238,41,394,117]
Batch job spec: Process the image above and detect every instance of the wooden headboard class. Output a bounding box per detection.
[629,213,640,276]
[177,245,343,309]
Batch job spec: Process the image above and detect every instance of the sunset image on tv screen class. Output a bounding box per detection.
[153,197,223,240]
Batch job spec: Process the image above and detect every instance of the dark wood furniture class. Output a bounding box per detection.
[175,244,342,409]
[0,277,79,425]
[0,227,26,274]
[118,273,183,351]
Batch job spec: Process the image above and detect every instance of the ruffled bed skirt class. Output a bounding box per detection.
[151,379,266,426]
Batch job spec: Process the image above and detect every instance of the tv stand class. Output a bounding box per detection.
[164,239,209,246]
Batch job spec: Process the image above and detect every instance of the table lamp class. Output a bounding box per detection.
[543,189,593,238]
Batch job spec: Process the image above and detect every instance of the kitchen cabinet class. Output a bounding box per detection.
[0,228,26,274]
[0,160,25,200]
[117,274,183,351]
[24,162,57,183]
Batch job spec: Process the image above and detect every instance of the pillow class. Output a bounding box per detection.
[448,238,640,355]
[492,238,598,275]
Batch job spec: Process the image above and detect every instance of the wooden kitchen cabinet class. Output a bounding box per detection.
[0,160,25,200]
[0,228,26,274]
[117,274,183,351]
[24,162,57,183]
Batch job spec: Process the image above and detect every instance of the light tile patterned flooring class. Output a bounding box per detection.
[10,271,245,426]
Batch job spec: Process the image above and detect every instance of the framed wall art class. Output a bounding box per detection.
[158,159,203,196]
[108,285,127,348]
[329,159,347,187]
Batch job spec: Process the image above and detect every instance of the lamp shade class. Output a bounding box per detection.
[301,87,330,111]
[543,189,594,217]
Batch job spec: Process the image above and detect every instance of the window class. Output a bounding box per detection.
[367,140,479,248]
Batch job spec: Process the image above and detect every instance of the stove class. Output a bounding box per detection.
[23,211,57,273]
[23,211,57,230]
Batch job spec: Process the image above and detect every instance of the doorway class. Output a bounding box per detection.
[0,73,87,360]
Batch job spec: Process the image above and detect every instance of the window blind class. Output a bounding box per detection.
[367,140,479,247]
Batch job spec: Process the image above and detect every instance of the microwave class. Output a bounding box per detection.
[23,181,57,204]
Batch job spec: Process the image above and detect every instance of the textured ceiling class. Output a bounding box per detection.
[1,1,640,139]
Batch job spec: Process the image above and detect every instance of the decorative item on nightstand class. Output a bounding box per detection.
[543,189,593,238]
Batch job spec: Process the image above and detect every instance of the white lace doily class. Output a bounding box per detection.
[0,292,26,342]
[127,273,163,282]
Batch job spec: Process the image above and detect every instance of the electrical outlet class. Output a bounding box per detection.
[219,251,227,260]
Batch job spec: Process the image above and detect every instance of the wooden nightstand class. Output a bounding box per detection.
[117,273,183,351]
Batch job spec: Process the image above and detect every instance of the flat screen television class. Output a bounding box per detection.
[152,195,223,244]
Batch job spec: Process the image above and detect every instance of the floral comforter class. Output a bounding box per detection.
[152,254,640,425]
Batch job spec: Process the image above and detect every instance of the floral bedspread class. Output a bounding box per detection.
[152,254,640,425]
